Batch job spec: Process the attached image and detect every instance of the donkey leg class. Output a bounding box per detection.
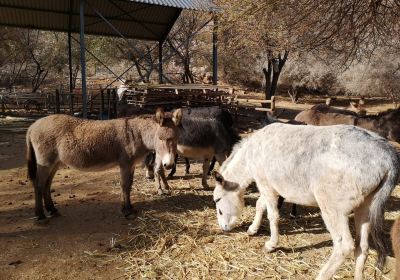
[167,154,178,178]
[260,190,280,252]
[278,196,298,218]
[34,165,52,222]
[202,158,211,189]
[144,152,155,180]
[154,155,171,195]
[145,166,154,180]
[248,195,267,235]
[185,157,190,175]
[214,153,226,166]
[43,164,60,217]
[119,164,135,217]
[354,200,372,280]
[316,211,354,280]
[290,204,298,218]
[277,196,284,209]
[207,156,217,175]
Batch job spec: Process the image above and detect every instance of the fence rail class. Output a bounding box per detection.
[0,88,118,119]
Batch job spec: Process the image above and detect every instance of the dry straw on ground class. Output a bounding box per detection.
[85,163,397,280]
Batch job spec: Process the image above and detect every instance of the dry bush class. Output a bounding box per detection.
[279,54,344,96]
[278,49,400,102]
[339,49,400,102]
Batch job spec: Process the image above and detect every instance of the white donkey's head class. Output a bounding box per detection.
[213,171,245,232]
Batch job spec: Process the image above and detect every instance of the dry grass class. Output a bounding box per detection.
[84,162,398,280]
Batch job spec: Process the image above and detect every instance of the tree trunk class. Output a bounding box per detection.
[263,50,289,104]
[263,60,272,101]
[183,57,194,84]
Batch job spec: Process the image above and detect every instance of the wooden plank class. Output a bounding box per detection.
[255,107,273,112]
[237,98,273,104]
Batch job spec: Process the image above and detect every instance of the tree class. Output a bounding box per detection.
[217,0,400,98]
[166,11,212,83]
[218,0,291,98]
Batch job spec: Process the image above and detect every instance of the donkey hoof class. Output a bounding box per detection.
[264,242,277,253]
[157,189,171,196]
[247,226,258,236]
[121,207,137,218]
[34,216,49,225]
[49,210,61,218]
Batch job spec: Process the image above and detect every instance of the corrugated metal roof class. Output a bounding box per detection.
[130,0,217,11]
[0,0,217,41]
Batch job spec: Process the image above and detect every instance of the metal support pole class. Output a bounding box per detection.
[69,94,74,115]
[159,41,163,84]
[212,14,218,85]
[68,32,73,93]
[79,0,88,118]
[100,89,104,120]
[55,89,60,114]
[68,0,73,93]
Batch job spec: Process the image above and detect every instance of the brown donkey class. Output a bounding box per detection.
[26,108,182,223]
[392,217,400,279]
[295,106,400,142]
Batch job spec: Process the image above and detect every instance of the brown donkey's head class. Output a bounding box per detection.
[154,108,182,170]
[348,98,366,116]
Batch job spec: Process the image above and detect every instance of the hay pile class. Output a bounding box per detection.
[89,163,397,279]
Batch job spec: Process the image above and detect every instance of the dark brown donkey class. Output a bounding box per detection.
[392,217,400,280]
[26,108,182,223]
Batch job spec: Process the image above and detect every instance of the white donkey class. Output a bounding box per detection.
[213,123,399,280]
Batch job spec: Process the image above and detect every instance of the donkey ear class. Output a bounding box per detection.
[155,107,165,125]
[213,171,224,184]
[172,108,182,126]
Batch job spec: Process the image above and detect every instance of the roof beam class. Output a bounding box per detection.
[0,22,159,41]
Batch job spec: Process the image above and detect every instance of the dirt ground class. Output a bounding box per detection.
[0,98,399,279]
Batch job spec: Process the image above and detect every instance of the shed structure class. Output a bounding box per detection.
[0,0,218,117]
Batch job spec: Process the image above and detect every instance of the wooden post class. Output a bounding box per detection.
[1,96,5,114]
[270,96,275,111]
[55,89,60,114]
[100,89,104,120]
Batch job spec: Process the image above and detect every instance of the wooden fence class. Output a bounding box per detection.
[0,88,118,119]
[0,84,258,119]
[124,84,235,108]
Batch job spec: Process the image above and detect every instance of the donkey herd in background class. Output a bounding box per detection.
[25,96,400,279]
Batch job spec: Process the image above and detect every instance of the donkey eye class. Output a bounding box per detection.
[218,209,223,215]
[214,198,221,204]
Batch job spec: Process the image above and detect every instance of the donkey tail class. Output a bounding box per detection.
[369,162,399,269]
[26,130,37,181]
